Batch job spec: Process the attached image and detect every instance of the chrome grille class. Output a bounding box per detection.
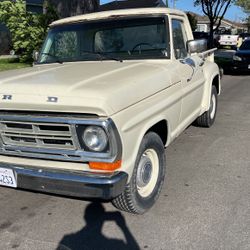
[0,113,119,163]
[0,121,76,150]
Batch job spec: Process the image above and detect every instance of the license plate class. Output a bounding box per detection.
[0,168,17,188]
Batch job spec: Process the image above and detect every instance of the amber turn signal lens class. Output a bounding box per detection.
[89,160,122,171]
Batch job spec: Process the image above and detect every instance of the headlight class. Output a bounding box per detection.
[82,126,108,152]
[233,55,242,61]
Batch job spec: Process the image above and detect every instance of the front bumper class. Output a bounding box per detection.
[232,62,250,72]
[0,163,128,200]
[219,42,237,46]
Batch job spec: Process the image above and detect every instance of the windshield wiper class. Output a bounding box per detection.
[40,52,64,64]
[81,51,123,63]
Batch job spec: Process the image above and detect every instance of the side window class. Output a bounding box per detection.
[171,19,188,59]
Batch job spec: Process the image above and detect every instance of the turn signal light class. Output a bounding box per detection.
[89,160,122,171]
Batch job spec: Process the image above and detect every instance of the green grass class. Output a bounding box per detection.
[0,58,31,72]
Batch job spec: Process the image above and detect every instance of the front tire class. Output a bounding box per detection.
[195,85,218,127]
[112,132,166,214]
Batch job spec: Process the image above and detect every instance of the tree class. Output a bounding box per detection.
[194,0,233,48]
[187,12,198,31]
[246,16,250,32]
[235,0,250,13]
[0,0,58,62]
[235,0,250,31]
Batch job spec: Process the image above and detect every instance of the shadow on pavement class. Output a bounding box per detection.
[56,203,140,250]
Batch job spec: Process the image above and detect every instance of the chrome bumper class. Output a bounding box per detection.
[0,163,128,200]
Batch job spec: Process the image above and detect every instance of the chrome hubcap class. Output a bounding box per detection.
[210,94,216,119]
[137,155,153,188]
[136,149,159,198]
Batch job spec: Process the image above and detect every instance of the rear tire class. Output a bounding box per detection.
[195,85,218,128]
[112,132,166,214]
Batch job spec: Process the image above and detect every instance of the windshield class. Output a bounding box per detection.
[38,17,170,64]
[240,40,250,50]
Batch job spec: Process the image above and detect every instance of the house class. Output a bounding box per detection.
[187,11,247,34]
[26,0,43,13]
[42,0,100,18]
[99,0,167,11]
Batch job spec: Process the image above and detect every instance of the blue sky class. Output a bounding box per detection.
[100,0,247,22]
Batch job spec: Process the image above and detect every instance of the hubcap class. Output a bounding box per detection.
[137,156,153,188]
[210,94,216,119]
[136,149,159,198]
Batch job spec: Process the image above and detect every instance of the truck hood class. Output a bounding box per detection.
[0,61,173,116]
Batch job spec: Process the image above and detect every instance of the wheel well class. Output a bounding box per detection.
[212,75,220,94]
[146,120,168,146]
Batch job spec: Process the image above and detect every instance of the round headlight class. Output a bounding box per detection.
[83,126,108,152]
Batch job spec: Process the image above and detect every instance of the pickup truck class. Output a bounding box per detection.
[218,32,239,49]
[0,8,220,214]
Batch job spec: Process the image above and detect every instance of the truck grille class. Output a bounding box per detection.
[0,114,89,162]
[0,121,76,150]
[0,113,116,164]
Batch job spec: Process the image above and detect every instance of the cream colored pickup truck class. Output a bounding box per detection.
[0,8,220,214]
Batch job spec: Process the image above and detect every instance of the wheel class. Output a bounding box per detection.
[195,85,218,127]
[112,132,166,214]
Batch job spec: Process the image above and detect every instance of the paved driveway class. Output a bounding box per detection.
[0,74,249,250]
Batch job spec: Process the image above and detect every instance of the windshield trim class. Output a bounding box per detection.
[34,58,172,67]
[35,57,171,66]
[37,15,170,65]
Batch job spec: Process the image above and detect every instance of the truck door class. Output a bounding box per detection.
[170,17,205,129]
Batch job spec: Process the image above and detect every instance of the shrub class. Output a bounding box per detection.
[0,0,58,62]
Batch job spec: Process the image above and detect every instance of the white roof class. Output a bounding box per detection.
[51,7,185,26]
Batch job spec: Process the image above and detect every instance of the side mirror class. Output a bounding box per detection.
[187,39,207,54]
[33,51,39,62]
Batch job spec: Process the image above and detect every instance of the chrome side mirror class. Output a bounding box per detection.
[187,39,207,54]
[33,51,39,62]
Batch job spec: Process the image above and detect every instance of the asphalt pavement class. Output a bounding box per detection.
[0,73,249,250]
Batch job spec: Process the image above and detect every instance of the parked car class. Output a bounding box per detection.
[193,31,209,40]
[232,38,250,72]
[219,33,239,50]
[237,33,250,48]
[193,31,219,48]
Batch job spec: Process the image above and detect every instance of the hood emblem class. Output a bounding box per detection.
[2,95,12,100]
[47,96,58,103]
